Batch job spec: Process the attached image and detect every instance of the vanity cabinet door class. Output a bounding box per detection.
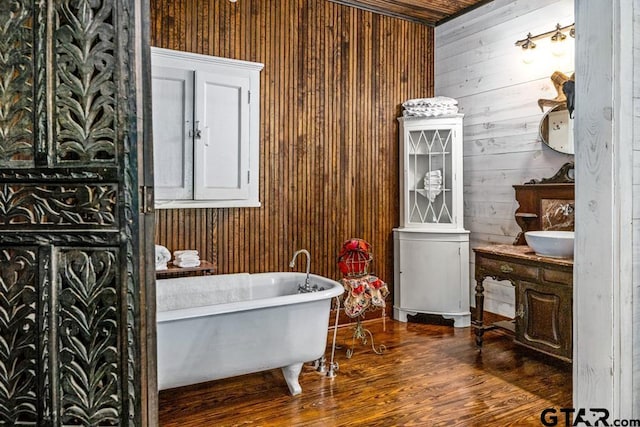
[515,280,572,362]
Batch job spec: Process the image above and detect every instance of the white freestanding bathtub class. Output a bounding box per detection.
[156,272,344,395]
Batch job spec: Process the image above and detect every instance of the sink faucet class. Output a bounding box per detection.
[289,249,312,293]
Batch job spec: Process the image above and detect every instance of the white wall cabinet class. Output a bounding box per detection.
[393,115,470,327]
[151,47,263,208]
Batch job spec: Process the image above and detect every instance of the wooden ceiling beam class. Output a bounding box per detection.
[327,0,493,26]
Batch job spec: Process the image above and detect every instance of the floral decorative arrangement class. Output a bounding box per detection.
[337,238,389,318]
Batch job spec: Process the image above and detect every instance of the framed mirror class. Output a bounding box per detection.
[539,105,574,154]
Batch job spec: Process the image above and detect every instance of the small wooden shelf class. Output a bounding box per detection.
[493,319,516,333]
[413,188,450,198]
[515,212,538,219]
[156,260,216,278]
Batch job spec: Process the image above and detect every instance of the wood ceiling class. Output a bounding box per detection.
[330,0,493,26]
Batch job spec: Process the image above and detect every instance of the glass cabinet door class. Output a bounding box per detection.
[407,128,453,225]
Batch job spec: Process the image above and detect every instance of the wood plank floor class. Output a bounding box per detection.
[158,318,572,426]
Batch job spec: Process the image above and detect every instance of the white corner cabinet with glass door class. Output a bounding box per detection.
[151,47,263,208]
[393,115,470,327]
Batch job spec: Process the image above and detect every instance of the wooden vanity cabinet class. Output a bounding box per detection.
[473,163,575,363]
[474,245,573,363]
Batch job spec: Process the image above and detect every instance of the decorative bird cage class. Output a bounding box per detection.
[337,238,373,278]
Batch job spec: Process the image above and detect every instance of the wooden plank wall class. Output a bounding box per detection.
[435,0,574,317]
[633,0,640,410]
[150,0,434,317]
[573,0,637,414]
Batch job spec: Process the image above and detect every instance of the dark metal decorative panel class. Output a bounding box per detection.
[0,0,150,425]
[0,247,38,425]
[0,0,35,166]
[0,184,117,226]
[57,249,120,425]
[54,0,117,164]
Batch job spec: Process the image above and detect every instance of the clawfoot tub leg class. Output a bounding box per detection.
[281,363,304,395]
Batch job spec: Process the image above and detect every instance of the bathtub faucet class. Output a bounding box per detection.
[289,249,315,293]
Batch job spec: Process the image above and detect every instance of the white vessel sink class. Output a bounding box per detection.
[524,230,574,259]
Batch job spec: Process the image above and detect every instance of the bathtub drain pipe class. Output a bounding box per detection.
[326,296,341,378]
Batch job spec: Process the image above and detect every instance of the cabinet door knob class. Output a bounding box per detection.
[500,264,514,273]
[515,304,525,318]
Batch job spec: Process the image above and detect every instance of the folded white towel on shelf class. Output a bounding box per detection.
[174,259,201,268]
[155,245,171,271]
[174,255,200,263]
[174,250,199,258]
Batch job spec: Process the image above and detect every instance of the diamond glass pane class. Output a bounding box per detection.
[407,129,453,224]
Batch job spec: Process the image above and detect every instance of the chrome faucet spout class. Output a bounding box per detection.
[290,249,312,292]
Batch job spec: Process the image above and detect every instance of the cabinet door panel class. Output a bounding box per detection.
[405,128,453,225]
[152,66,194,200]
[515,280,572,360]
[399,117,464,230]
[194,71,250,200]
[398,239,462,312]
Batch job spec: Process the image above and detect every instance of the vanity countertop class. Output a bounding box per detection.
[473,244,573,268]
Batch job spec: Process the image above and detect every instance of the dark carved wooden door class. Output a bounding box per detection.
[0,0,156,425]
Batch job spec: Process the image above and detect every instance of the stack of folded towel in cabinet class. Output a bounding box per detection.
[173,250,201,268]
[424,169,443,202]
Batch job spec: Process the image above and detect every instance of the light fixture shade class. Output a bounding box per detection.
[522,46,536,64]
[550,24,567,56]
[551,39,566,57]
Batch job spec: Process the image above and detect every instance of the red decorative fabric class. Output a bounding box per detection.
[337,238,389,317]
[341,275,389,318]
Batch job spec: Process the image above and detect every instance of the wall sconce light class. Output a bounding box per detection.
[520,33,537,64]
[550,24,567,56]
[515,23,575,63]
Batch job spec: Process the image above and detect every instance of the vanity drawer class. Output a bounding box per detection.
[476,257,538,281]
[542,269,572,286]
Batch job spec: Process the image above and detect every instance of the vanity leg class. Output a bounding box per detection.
[473,276,486,349]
